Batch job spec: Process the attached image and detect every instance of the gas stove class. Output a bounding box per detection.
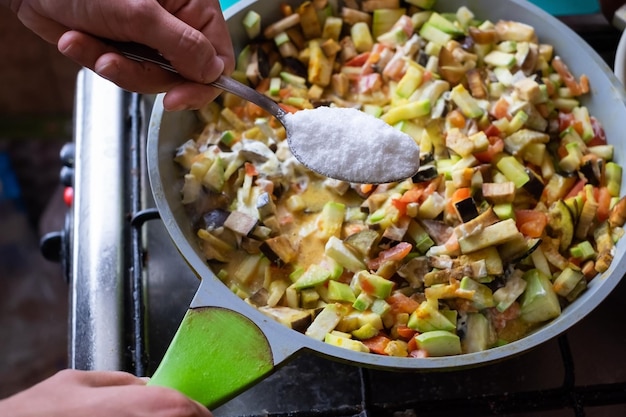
[42,15,626,417]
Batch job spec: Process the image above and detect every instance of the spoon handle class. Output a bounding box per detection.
[101,39,286,118]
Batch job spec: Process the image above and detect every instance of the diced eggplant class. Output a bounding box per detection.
[344,229,380,258]
[224,210,259,236]
[419,219,454,245]
[396,256,428,288]
[454,196,479,223]
[522,168,545,201]
[579,158,603,187]
[381,217,410,245]
[260,235,297,265]
[259,306,313,333]
[201,209,230,230]
[482,181,515,204]
[498,234,541,263]
[256,191,277,219]
[548,200,574,253]
[454,207,500,239]
[248,288,270,307]
[412,164,439,183]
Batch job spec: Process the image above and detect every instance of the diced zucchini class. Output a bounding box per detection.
[425,12,464,36]
[405,0,435,9]
[520,269,561,323]
[415,330,462,356]
[327,280,356,302]
[352,271,394,299]
[325,236,367,272]
[493,272,527,312]
[458,218,520,253]
[459,276,495,309]
[396,65,424,98]
[419,22,453,45]
[381,99,431,124]
[243,10,262,39]
[496,156,530,188]
[317,201,346,239]
[322,16,343,41]
[351,323,379,340]
[450,84,484,119]
[306,303,348,341]
[408,299,457,332]
[351,21,374,52]
[352,292,374,311]
[293,264,332,290]
[372,8,408,39]
[462,313,491,353]
[552,267,584,297]
[484,50,516,68]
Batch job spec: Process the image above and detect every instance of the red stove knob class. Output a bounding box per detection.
[63,186,74,206]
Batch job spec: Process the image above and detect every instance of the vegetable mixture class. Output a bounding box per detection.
[174,0,626,357]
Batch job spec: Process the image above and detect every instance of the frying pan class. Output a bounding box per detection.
[146,0,626,409]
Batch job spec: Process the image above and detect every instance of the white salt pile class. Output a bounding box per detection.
[283,106,420,184]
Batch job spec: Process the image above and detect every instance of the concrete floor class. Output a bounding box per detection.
[0,9,78,399]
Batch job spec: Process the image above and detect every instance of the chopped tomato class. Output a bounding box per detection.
[255,77,270,93]
[474,136,504,163]
[407,336,418,353]
[483,124,502,138]
[588,116,608,146]
[246,101,266,119]
[596,186,612,222]
[490,96,510,120]
[395,325,417,340]
[552,57,587,96]
[409,348,428,358]
[386,292,420,314]
[443,232,460,253]
[344,52,370,67]
[556,143,569,160]
[558,111,575,132]
[362,334,391,355]
[515,209,548,238]
[244,162,258,177]
[565,178,587,199]
[278,103,300,114]
[357,73,382,94]
[446,109,466,129]
[367,242,412,270]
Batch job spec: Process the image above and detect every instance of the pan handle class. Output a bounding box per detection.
[147,278,306,409]
[147,306,275,408]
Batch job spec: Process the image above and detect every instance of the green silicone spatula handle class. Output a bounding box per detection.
[147,305,274,408]
[146,278,305,409]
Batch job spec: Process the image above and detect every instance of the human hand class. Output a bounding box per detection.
[5,0,235,110]
[0,369,213,417]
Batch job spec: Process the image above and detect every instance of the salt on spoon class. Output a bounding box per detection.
[103,40,421,184]
[283,106,421,184]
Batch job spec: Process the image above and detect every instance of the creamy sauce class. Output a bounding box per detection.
[283,107,421,184]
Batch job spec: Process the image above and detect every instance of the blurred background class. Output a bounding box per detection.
[0,0,621,404]
[0,9,78,398]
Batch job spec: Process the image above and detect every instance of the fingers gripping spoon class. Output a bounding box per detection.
[105,41,421,184]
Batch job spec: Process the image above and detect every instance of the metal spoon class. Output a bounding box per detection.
[104,40,420,184]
